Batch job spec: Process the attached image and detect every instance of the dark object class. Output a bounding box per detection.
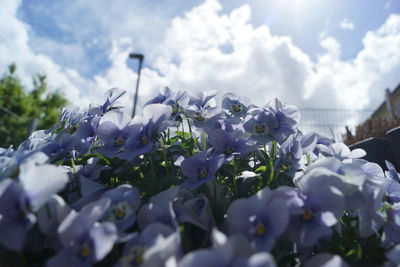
[129,53,144,118]
[349,137,397,170]
[386,126,400,171]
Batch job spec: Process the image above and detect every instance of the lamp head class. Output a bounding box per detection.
[129,53,144,60]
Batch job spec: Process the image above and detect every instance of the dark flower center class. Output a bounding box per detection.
[254,123,266,134]
[70,124,79,134]
[231,103,243,113]
[18,197,32,218]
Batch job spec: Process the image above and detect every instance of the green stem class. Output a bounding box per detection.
[270,141,277,161]
[70,157,82,197]
[160,139,170,177]
[267,141,277,187]
[148,155,156,178]
[70,158,77,175]
[232,158,238,197]
[202,130,207,151]
[186,117,193,139]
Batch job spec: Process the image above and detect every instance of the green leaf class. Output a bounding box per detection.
[255,166,267,173]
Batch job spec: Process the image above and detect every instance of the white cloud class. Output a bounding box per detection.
[311,14,400,111]
[340,18,355,30]
[1,0,400,133]
[0,0,92,106]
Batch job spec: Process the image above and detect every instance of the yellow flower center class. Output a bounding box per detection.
[256,222,266,236]
[134,255,143,265]
[172,104,179,114]
[225,146,234,154]
[116,136,124,146]
[196,114,205,121]
[129,245,145,266]
[108,202,133,223]
[281,164,290,173]
[116,207,125,219]
[81,243,91,258]
[199,169,208,178]
[141,135,149,145]
[232,103,243,112]
[302,209,313,221]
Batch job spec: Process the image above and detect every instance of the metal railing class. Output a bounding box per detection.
[298,108,374,141]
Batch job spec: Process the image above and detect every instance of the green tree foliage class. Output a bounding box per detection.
[0,64,68,148]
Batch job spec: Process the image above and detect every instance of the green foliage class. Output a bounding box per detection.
[0,64,68,148]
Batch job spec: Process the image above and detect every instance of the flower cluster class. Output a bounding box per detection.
[0,87,399,266]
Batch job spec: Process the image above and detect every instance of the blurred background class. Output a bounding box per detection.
[1,0,400,146]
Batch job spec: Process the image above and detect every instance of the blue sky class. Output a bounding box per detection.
[1,0,400,119]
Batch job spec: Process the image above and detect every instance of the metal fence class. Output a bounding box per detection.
[297,108,374,141]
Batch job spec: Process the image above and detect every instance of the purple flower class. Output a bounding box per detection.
[275,132,308,176]
[181,150,225,189]
[384,161,400,203]
[208,129,255,161]
[188,90,218,110]
[243,107,276,145]
[186,105,223,130]
[137,187,180,230]
[37,194,71,238]
[72,116,101,154]
[100,87,126,114]
[266,98,301,143]
[58,105,85,132]
[145,87,190,120]
[178,229,276,267]
[226,187,289,251]
[221,93,252,118]
[0,162,68,251]
[186,91,224,129]
[358,177,387,237]
[386,180,400,204]
[119,104,172,160]
[290,168,345,247]
[95,110,132,158]
[386,243,400,266]
[116,223,176,267]
[318,142,366,162]
[382,203,400,247]
[304,253,349,267]
[48,198,117,267]
[172,190,215,231]
[295,158,365,210]
[386,160,400,183]
[0,179,36,251]
[101,184,141,232]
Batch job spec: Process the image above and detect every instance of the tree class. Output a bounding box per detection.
[0,64,68,148]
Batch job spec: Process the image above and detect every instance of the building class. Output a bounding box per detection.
[370,83,400,120]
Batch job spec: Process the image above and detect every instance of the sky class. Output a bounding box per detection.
[1,0,400,121]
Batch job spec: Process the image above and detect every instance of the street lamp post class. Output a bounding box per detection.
[129,53,144,118]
